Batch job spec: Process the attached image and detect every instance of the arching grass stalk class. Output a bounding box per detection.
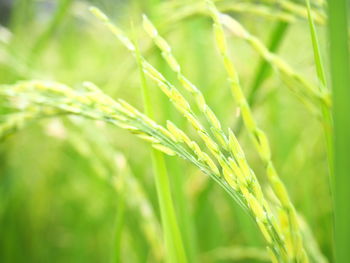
[220,14,331,116]
[236,21,289,135]
[133,27,188,263]
[87,7,245,210]
[89,8,292,262]
[206,1,308,261]
[0,79,249,253]
[160,1,297,25]
[247,21,289,107]
[0,80,231,203]
[111,157,126,263]
[158,0,327,28]
[2,79,286,262]
[277,0,326,24]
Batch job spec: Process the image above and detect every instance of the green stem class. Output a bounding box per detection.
[247,22,289,106]
[305,0,333,180]
[236,21,289,134]
[167,159,197,263]
[30,0,73,61]
[134,33,188,263]
[113,180,126,263]
[327,0,350,261]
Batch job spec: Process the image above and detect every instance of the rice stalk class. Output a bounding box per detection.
[277,0,326,24]
[140,15,298,261]
[206,1,308,261]
[1,70,285,261]
[0,108,66,140]
[159,0,326,26]
[89,7,294,261]
[0,80,245,211]
[160,1,297,25]
[133,29,188,263]
[247,21,290,108]
[236,21,289,135]
[220,14,331,116]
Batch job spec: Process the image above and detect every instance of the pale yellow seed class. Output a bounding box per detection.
[158,126,177,143]
[89,7,108,22]
[152,144,176,156]
[247,194,266,221]
[138,134,160,144]
[118,123,139,133]
[214,24,227,54]
[195,93,206,111]
[285,234,295,258]
[163,53,180,73]
[155,37,171,53]
[204,105,221,130]
[254,129,271,161]
[143,62,166,82]
[240,186,250,199]
[222,166,237,189]
[184,112,203,131]
[142,15,158,37]
[240,103,256,131]
[82,81,101,93]
[166,121,185,143]
[206,0,219,21]
[279,209,290,231]
[118,99,140,115]
[201,153,220,175]
[270,173,290,205]
[155,80,171,97]
[210,128,227,150]
[227,157,245,182]
[257,221,272,244]
[225,61,239,85]
[228,128,245,158]
[170,89,191,112]
[267,247,279,263]
[179,76,198,93]
[219,14,248,39]
[198,131,219,153]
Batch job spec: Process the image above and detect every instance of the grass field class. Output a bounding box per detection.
[0,0,349,262]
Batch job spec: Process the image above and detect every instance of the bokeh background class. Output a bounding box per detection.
[0,0,332,262]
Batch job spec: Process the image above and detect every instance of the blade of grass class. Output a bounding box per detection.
[327,0,350,261]
[10,0,34,35]
[248,22,289,107]
[305,7,334,260]
[206,1,308,260]
[236,21,289,135]
[30,0,73,60]
[305,0,333,180]
[112,170,126,263]
[133,28,188,263]
[142,2,199,257]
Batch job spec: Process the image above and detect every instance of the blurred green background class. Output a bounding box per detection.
[0,0,332,262]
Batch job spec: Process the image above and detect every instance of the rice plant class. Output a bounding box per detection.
[0,0,347,262]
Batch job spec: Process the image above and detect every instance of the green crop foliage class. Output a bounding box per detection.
[0,0,346,262]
